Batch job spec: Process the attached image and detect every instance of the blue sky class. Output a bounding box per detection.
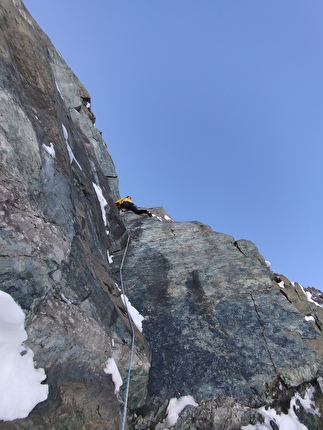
[24,1,323,290]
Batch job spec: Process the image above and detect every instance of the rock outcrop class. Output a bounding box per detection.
[1,1,323,429]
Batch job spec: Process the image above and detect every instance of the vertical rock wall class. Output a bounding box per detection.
[0,1,150,428]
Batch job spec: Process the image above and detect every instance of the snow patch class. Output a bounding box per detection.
[55,81,62,97]
[92,182,107,226]
[296,386,320,416]
[61,123,82,170]
[107,250,114,264]
[164,215,174,222]
[151,214,163,222]
[66,143,82,170]
[121,294,144,332]
[0,291,48,421]
[298,284,323,308]
[305,315,315,323]
[241,386,319,430]
[62,123,68,141]
[42,142,55,158]
[60,293,73,306]
[165,395,198,427]
[265,260,271,267]
[103,358,122,394]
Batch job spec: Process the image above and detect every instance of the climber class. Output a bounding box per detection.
[115,196,152,217]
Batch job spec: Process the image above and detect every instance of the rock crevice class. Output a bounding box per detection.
[249,292,278,375]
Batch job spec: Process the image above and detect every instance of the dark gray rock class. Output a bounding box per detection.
[112,208,323,429]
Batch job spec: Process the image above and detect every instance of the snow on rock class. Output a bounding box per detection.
[62,123,68,141]
[165,395,198,427]
[60,293,73,306]
[61,123,82,170]
[121,294,144,332]
[92,182,107,226]
[242,386,319,430]
[0,291,48,421]
[305,315,315,323]
[55,80,62,97]
[107,250,114,264]
[297,283,323,308]
[42,142,55,158]
[164,215,174,222]
[304,291,323,308]
[103,357,122,394]
[295,385,320,416]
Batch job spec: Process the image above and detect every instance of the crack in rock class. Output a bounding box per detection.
[233,240,246,256]
[250,292,278,374]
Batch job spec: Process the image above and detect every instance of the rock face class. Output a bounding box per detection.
[0,1,150,429]
[1,1,323,429]
[112,210,323,429]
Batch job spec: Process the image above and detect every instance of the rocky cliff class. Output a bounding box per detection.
[1,1,323,429]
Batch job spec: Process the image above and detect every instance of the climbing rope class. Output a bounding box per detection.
[119,232,135,430]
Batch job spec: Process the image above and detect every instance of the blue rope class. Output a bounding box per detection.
[119,234,135,430]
